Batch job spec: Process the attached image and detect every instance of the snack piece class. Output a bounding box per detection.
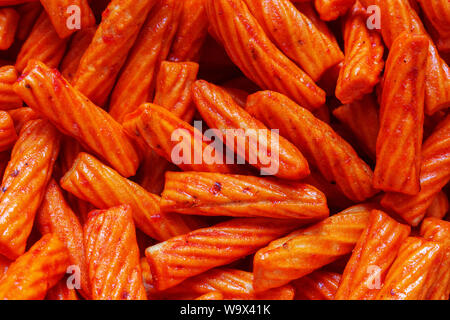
[314,0,355,21]
[0,8,19,50]
[84,205,147,300]
[292,271,341,300]
[0,110,17,151]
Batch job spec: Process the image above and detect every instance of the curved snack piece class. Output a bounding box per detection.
[36,179,90,299]
[334,210,411,300]
[205,0,326,111]
[247,91,376,201]
[161,171,329,220]
[14,60,140,178]
[292,271,341,300]
[376,237,444,300]
[0,8,19,50]
[168,0,209,62]
[0,119,60,260]
[244,0,343,81]
[84,205,147,300]
[252,203,374,292]
[73,0,158,106]
[40,0,95,38]
[0,110,17,151]
[123,103,235,174]
[60,152,197,241]
[15,12,69,72]
[335,2,384,104]
[145,217,302,290]
[0,65,22,110]
[192,80,310,180]
[0,233,70,300]
[381,115,450,226]
[109,0,182,123]
[374,33,428,195]
[420,218,450,300]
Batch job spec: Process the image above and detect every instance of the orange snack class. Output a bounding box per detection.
[0,65,22,110]
[247,91,376,202]
[40,0,95,38]
[16,2,42,41]
[334,210,411,300]
[145,218,302,290]
[0,119,60,260]
[381,115,450,226]
[36,179,90,298]
[8,107,39,133]
[147,267,295,300]
[426,192,449,219]
[332,95,379,159]
[0,110,17,151]
[314,0,355,21]
[15,12,69,72]
[252,203,374,292]
[335,2,384,104]
[153,61,199,123]
[193,80,310,180]
[417,0,450,52]
[161,171,329,221]
[73,0,158,106]
[60,26,96,83]
[376,237,444,300]
[244,0,343,81]
[205,0,326,111]
[84,205,147,300]
[292,271,341,300]
[123,103,235,174]
[168,0,209,62]
[420,218,450,300]
[0,8,19,50]
[46,278,79,300]
[109,0,182,123]
[195,292,224,300]
[0,233,70,300]
[60,152,196,241]
[373,34,428,195]
[14,60,140,178]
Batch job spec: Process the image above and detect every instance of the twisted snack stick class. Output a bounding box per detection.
[417,0,450,52]
[0,234,70,300]
[0,8,19,50]
[15,12,69,72]
[192,80,310,180]
[145,217,302,290]
[161,171,329,221]
[335,2,384,104]
[8,107,39,132]
[246,91,376,202]
[109,0,182,123]
[84,205,147,300]
[314,0,355,21]
[15,2,42,41]
[0,110,17,152]
[0,119,60,260]
[14,60,140,178]
[123,103,235,174]
[374,33,428,195]
[244,0,343,81]
[168,0,209,62]
[381,115,450,226]
[376,237,444,300]
[292,271,341,300]
[334,210,410,300]
[74,0,158,106]
[36,179,90,298]
[252,203,374,292]
[420,218,450,300]
[61,152,197,241]
[0,66,22,110]
[205,0,325,111]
